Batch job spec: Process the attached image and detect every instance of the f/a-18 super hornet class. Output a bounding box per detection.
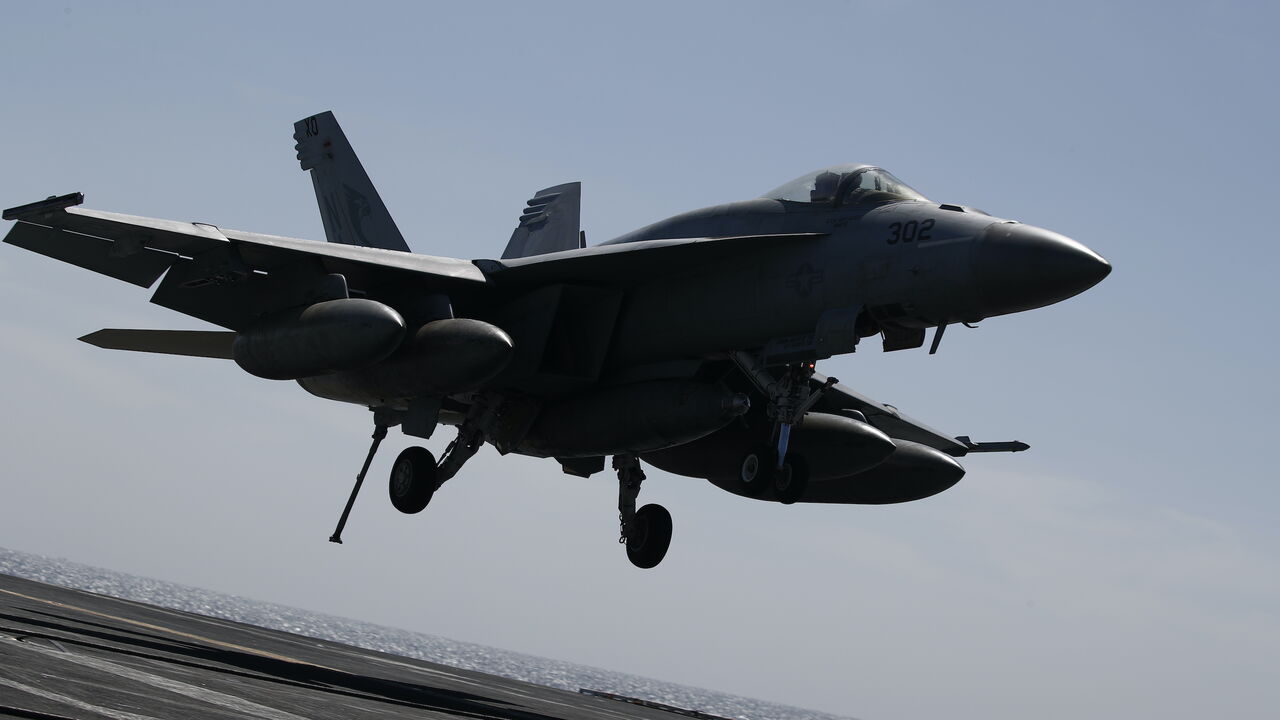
[3,112,1110,568]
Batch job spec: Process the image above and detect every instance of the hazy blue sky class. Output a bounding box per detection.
[1,2,1277,718]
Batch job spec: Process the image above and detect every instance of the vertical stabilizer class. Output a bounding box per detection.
[501,182,582,259]
[293,112,411,252]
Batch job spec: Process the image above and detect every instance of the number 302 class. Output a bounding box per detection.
[887,218,934,244]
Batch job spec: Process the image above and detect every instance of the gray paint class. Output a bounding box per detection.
[1,113,1111,568]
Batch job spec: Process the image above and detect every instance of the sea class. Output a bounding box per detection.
[0,547,853,720]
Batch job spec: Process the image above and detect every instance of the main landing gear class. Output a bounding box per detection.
[328,410,484,544]
[388,446,436,514]
[729,352,838,505]
[327,410,672,571]
[615,454,672,569]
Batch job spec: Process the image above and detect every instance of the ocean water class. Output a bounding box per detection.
[0,547,853,720]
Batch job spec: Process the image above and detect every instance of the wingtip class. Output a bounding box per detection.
[3,192,85,221]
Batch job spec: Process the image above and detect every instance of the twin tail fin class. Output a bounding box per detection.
[294,111,410,252]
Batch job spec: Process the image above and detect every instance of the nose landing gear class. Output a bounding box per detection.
[730,352,835,504]
[614,454,672,569]
[738,443,809,504]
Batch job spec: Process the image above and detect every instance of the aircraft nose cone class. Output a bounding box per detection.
[971,223,1111,317]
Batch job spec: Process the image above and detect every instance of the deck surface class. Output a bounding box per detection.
[0,573,681,720]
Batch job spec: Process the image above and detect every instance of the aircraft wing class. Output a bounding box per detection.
[3,194,487,330]
[809,373,1020,457]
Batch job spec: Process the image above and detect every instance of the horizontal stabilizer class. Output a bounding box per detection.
[80,329,235,359]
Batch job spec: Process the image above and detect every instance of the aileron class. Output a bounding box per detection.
[4,221,175,288]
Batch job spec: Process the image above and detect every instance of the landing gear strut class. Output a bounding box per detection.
[329,403,490,543]
[386,422,482,516]
[615,454,672,569]
[730,352,838,504]
[329,422,390,544]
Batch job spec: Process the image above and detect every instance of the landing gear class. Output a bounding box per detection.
[615,454,672,569]
[729,352,836,505]
[737,444,809,504]
[738,444,773,497]
[329,422,390,544]
[772,454,809,505]
[627,505,672,569]
[329,402,491,543]
[388,446,437,514]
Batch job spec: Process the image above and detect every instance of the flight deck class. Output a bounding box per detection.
[0,573,688,720]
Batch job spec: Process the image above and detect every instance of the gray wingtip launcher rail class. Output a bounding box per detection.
[3,192,84,221]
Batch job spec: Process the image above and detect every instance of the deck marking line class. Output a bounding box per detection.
[0,587,331,669]
[4,636,312,720]
[0,675,160,720]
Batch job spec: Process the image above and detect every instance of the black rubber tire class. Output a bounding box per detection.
[388,446,438,514]
[626,504,673,569]
[737,444,776,498]
[774,454,810,505]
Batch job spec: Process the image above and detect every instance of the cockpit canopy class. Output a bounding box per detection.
[763,164,929,207]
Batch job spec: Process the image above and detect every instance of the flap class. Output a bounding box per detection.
[219,227,486,283]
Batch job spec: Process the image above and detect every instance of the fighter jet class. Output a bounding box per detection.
[3,112,1110,569]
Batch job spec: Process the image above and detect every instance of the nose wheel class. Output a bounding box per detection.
[730,352,835,505]
[615,454,672,569]
[770,454,809,505]
[737,444,810,504]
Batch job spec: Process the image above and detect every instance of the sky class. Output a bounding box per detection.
[1,1,1277,718]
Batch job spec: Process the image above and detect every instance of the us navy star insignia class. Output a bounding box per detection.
[785,262,824,298]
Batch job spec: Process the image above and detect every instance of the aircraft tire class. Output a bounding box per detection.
[626,504,673,569]
[389,446,437,514]
[774,455,810,505]
[737,444,776,498]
